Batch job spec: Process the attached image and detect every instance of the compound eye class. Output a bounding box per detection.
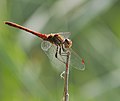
[65,39,69,44]
[64,39,72,48]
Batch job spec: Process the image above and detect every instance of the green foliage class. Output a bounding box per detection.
[1,0,120,101]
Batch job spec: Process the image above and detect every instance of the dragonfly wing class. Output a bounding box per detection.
[41,41,66,71]
[41,41,52,51]
[41,41,85,71]
[70,49,85,70]
[58,32,71,39]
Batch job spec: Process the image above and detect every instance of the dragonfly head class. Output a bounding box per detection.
[64,39,72,49]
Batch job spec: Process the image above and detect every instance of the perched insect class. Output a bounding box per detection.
[5,21,85,70]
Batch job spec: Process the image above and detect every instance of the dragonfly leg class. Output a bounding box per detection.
[59,45,69,57]
[62,44,66,52]
[55,45,58,58]
[55,46,66,64]
[59,46,62,55]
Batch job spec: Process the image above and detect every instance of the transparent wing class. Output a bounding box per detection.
[41,41,52,51]
[41,41,85,71]
[58,32,71,39]
[70,49,85,70]
[50,32,71,39]
[41,41,66,71]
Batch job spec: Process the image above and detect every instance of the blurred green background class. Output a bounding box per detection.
[1,0,120,101]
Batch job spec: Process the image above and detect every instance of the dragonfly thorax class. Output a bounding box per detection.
[47,34,64,46]
[47,34,72,49]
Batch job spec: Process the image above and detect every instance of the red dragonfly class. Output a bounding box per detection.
[5,21,85,70]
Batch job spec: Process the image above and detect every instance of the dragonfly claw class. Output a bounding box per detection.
[60,71,65,79]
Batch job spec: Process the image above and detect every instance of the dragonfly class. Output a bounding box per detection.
[5,21,85,71]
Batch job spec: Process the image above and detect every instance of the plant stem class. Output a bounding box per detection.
[63,51,70,101]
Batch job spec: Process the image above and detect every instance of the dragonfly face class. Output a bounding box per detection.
[63,39,72,49]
